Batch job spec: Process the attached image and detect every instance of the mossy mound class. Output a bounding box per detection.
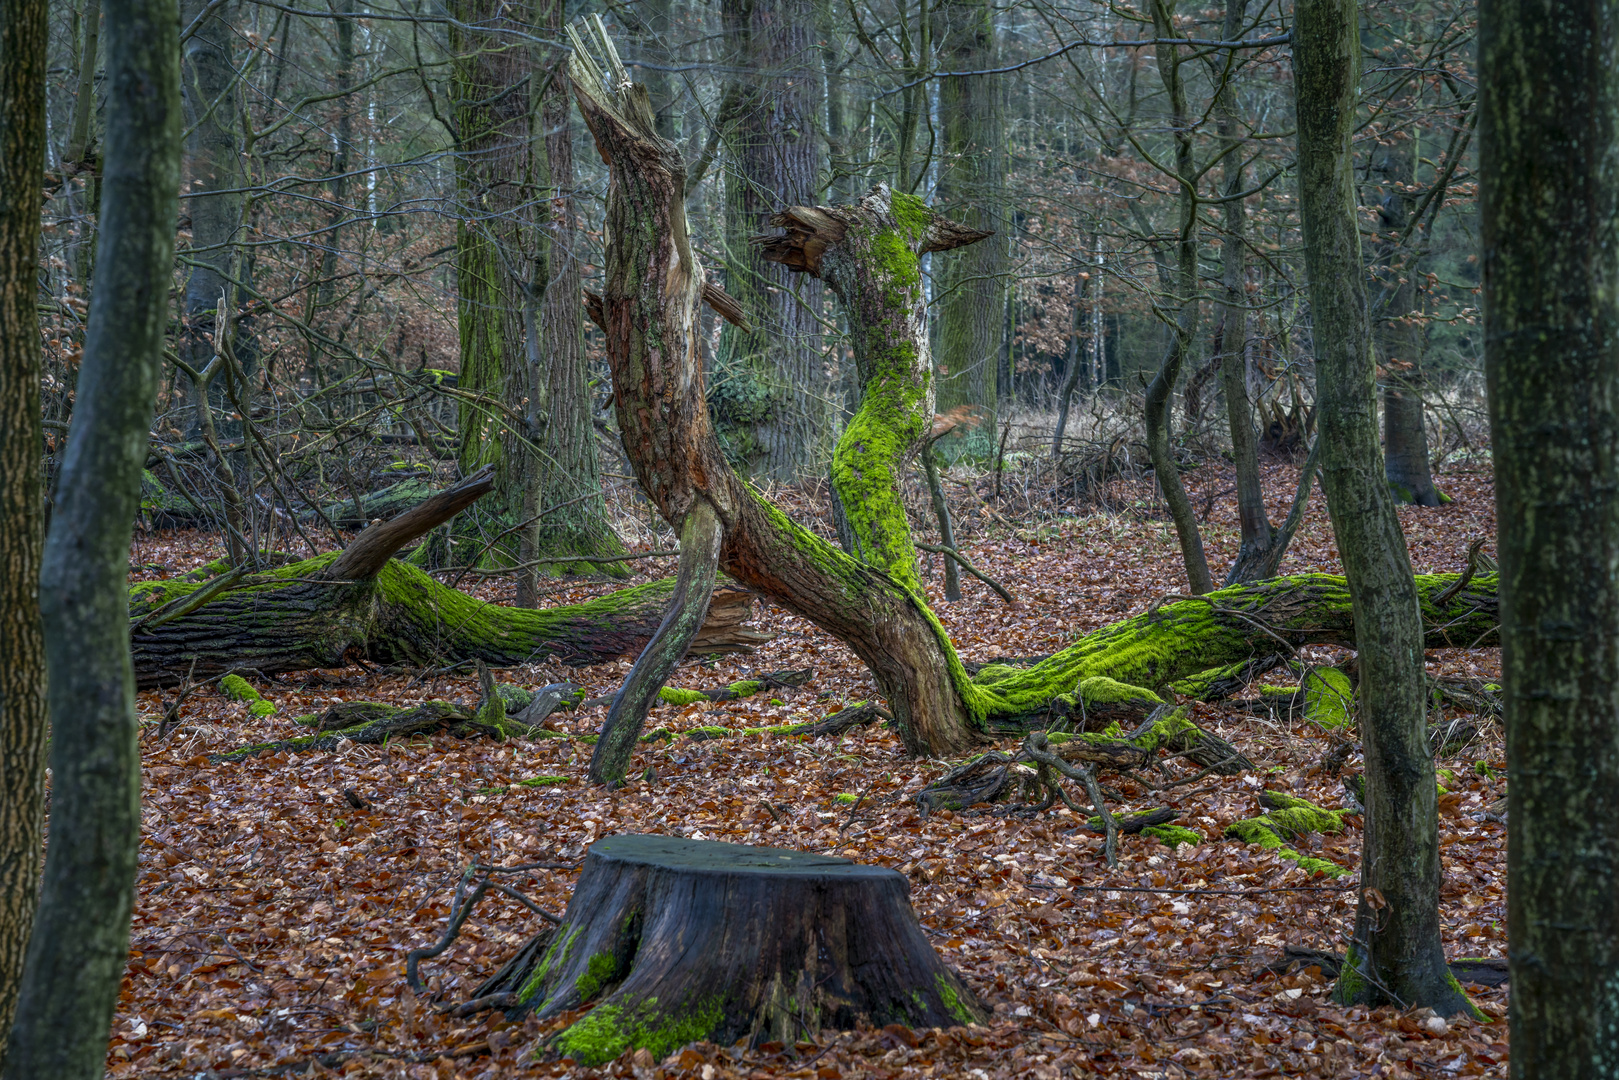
[1224,792,1349,877]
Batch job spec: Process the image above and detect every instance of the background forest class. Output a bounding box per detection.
[1,0,1546,1074]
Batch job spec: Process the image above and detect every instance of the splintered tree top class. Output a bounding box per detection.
[588,833,895,879]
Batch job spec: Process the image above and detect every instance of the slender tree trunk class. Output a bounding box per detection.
[711,0,825,480]
[2,0,180,1069]
[1482,0,1619,1067]
[1214,0,1276,585]
[64,0,100,289]
[179,0,241,432]
[932,0,1004,460]
[1293,0,1470,1016]
[1143,0,1212,595]
[0,0,48,1059]
[1051,260,1086,456]
[1376,144,1440,506]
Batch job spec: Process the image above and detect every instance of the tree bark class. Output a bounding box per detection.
[2,0,180,1070]
[932,0,1005,460]
[1292,0,1471,1016]
[495,834,985,1063]
[589,502,723,785]
[1482,0,1619,1066]
[0,0,48,1057]
[1143,0,1213,595]
[1375,144,1441,506]
[443,0,532,564]
[178,0,242,431]
[522,0,624,590]
[710,0,826,481]
[1213,0,1277,585]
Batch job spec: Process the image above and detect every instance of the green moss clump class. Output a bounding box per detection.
[516,775,569,787]
[1225,794,1348,877]
[1142,824,1201,847]
[222,675,277,716]
[574,952,618,1002]
[1304,667,1355,730]
[520,926,578,1004]
[834,793,858,804]
[889,190,932,242]
[552,996,724,1066]
[1261,684,1302,697]
[220,674,259,703]
[726,680,762,697]
[1079,676,1162,706]
[1167,661,1250,700]
[658,687,709,707]
[688,725,732,739]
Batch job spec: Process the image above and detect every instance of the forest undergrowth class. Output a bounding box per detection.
[114,456,1509,1079]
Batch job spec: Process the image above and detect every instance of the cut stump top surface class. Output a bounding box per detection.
[587,833,897,879]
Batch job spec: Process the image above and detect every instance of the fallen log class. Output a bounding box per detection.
[129,466,770,687]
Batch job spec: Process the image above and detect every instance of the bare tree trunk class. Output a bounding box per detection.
[0,0,48,1058]
[444,0,532,565]
[520,0,624,595]
[932,0,1005,460]
[1483,0,1619,1066]
[711,0,826,480]
[1213,0,1276,585]
[1376,144,1441,506]
[178,0,242,434]
[1143,0,1212,595]
[2,0,179,1069]
[1293,0,1471,1016]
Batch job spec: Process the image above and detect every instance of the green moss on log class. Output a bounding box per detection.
[1304,667,1355,730]
[1143,825,1201,847]
[1225,793,1349,877]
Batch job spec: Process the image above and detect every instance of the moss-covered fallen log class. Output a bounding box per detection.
[130,556,767,688]
[964,571,1498,731]
[129,466,770,687]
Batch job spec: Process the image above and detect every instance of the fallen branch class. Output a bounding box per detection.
[914,541,1016,602]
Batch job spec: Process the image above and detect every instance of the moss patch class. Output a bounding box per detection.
[574,951,618,1002]
[221,674,276,717]
[552,996,724,1066]
[1224,794,1349,877]
[1304,667,1355,730]
[1142,824,1201,847]
[658,687,708,707]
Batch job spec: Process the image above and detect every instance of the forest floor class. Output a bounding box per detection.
[114,456,1508,1079]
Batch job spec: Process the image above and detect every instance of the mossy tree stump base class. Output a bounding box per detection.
[506,834,985,1065]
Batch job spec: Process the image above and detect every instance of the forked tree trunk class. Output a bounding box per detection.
[1293,0,1472,1017]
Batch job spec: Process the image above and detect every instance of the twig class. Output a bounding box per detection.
[487,882,562,924]
[1026,732,1118,867]
[914,541,1017,602]
[1072,884,1354,896]
[1434,537,1488,606]
[406,872,491,994]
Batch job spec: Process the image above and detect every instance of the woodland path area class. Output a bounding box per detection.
[117,460,1508,1079]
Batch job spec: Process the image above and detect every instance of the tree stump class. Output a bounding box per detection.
[508,834,986,1065]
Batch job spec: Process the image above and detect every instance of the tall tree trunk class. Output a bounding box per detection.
[1143,0,1212,595]
[63,0,100,289]
[711,0,825,480]
[1376,143,1441,506]
[1293,0,1471,1016]
[1482,0,1619,1067]
[2,0,180,1069]
[0,0,48,1058]
[932,0,1004,460]
[178,0,241,430]
[519,0,625,594]
[1213,0,1276,585]
[441,0,533,567]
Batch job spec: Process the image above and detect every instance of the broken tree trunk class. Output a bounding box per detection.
[485,834,985,1065]
[565,20,1500,762]
[127,465,768,687]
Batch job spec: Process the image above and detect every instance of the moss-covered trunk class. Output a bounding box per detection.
[1293,0,1471,1016]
